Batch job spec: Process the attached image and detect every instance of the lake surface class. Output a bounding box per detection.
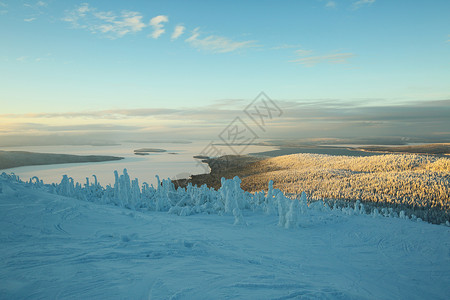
[1,142,276,186]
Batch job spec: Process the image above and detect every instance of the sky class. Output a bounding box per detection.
[0,0,449,146]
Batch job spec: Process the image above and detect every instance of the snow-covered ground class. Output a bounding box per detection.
[1,173,449,299]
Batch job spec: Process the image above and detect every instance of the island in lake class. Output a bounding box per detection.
[134,148,167,155]
[0,150,123,170]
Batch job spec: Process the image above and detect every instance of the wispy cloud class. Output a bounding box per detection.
[294,53,356,66]
[185,27,257,53]
[16,56,28,62]
[102,11,146,37]
[291,48,355,66]
[352,0,376,10]
[295,49,314,56]
[23,1,47,9]
[21,0,48,20]
[1,108,181,119]
[325,1,336,9]
[149,15,168,39]
[61,4,258,54]
[63,3,146,39]
[272,44,304,50]
[63,3,90,22]
[14,54,50,63]
[171,25,185,40]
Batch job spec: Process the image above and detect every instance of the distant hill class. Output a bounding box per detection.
[356,143,450,155]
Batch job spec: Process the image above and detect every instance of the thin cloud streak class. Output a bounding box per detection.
[2,99,449,121]
[352,0,376,10]
[291,52,356,66]
[271,44,304,50]
[185,28,257,53]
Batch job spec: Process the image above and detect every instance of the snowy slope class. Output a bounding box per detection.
[1,176,449,299]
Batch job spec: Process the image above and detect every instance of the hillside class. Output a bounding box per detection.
[187,153,450,224]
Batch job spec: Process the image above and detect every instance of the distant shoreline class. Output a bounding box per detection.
[355,143,450,156]
[0,150,124,171]
[248,146,380,157]
[249,143,450,157]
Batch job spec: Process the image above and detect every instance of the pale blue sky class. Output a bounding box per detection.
[0,0,449,145]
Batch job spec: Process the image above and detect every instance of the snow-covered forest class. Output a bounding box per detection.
[231,154,450,224]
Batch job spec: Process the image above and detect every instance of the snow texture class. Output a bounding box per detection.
[0,170,449,299]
